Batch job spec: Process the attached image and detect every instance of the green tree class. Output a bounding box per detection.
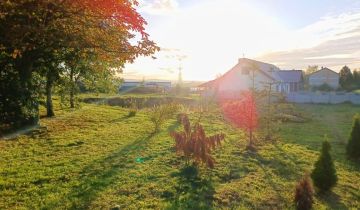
[305,65,318,75]
[0,0,158,130]
[346,114,360,159]
[311,139,337,192]
[339,65,353,91]
[353,70,360,90]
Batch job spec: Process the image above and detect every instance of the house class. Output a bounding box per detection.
[308,67,339,89]
[199,58,280,96]
[277,70,304,93]
[120,79,172,91]
[199,58,303,97]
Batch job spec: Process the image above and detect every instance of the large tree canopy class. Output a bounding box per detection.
[0,0,158,132]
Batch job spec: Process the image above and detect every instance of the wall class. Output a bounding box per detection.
[286,92,360,105]
[309,69,339,88]
[218,64,275,92]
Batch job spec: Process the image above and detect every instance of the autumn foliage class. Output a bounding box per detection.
[0,0,158,130]
[294,174,314,210]
[221,91,258,147]
[171,114,225,168]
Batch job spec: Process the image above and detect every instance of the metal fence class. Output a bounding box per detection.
[286,91,360,105]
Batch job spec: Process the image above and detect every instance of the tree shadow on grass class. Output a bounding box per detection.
[165,165,215,210]
[272,143,310,179]
[318,191,348,210]
[1,125,49,140]
[109,115,132,123]
[68,133,155,209]
[45,121,180,209]
[242,151,287,207]
[44,135,154,209]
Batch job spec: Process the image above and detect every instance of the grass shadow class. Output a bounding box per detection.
[1,125,48,140]
[318,191,348,210]
[44,132,155,209]
[242,151,286,207]
[45,121,180,209]
[165,164,215,210]
[109,115,132,123]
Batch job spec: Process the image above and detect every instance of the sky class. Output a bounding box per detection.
[123,0,360,81]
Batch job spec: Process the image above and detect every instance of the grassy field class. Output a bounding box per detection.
[0,98,359,209]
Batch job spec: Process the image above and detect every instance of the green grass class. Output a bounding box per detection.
[0,101,359,209]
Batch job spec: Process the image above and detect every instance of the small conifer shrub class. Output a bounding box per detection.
[346,114,360,159]
[311,139,337,192]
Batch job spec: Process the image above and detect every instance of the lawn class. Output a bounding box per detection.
[0,98,359,209]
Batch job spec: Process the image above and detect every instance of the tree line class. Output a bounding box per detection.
[0,0,159,133]
[339,65,360,91]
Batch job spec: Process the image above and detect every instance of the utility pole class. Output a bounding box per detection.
[177,57,184,85]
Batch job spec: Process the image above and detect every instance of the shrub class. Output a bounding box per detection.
[346,114,360,159]
[150,103,179,133]
[170,114,225,168]
[221,91,258,148]
[294,174,314,210]
[177,113,187,124]
[311,139,337,192]
[312,83,334,92]
[128,109,137,117]
[127,99,138,117]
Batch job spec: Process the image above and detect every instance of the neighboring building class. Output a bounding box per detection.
[199,58,303,97]
[308,67,339,89]
[120,79,172,91]
[199,58,280,95]
[277,70,304,93]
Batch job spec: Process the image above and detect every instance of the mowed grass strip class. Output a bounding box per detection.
[0,102,359,209]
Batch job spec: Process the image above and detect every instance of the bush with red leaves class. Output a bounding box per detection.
[170,114,225,168]
[294,174,314,210]
[221,91,258,147]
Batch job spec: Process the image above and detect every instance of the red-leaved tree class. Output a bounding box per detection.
[171,114,225,168]
[221,91,258,148]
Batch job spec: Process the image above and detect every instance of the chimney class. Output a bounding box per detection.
[238,57,247,63]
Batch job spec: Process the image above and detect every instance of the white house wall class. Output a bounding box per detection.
[218,66,275,92]
[309,70,339,88]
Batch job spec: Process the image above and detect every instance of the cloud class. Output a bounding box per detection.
[139,0,179,15]
[126,1,360,80]
[258,11,360,71]
[258,34,360,71]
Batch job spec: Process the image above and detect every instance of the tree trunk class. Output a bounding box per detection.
[249,130,253,146]
[70,88,75,108]
[17,55,39,126]
[70,68,75,108]
[46,72,55,117]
